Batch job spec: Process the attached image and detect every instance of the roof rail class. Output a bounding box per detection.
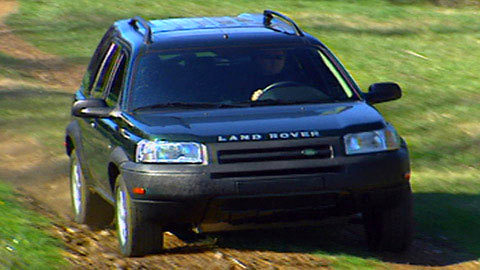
[129,16,153,44]
[263,10,304,37]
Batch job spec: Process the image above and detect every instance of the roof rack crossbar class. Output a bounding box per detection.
[129,16,153,44]
[263,10,304,37]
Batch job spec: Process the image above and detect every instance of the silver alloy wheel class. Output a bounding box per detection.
[116,187,128,247]
[71,161,83,215]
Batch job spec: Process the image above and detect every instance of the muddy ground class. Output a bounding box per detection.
[0,0,479,269]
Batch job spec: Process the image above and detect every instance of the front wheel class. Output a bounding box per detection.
[362,185,414,252]
[115,175,164,257]
[69,151,112,228]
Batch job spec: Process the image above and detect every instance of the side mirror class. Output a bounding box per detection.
[72,98,112,118]
[365,82,402,104]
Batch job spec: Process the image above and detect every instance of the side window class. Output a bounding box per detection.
[82,27,115,95]
[105,53,127,107]
[91,43,119,98]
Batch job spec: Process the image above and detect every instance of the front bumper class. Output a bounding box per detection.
[120,146,410,226]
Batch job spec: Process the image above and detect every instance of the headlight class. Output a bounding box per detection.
[136,140,205,163]
[344,125,401,155]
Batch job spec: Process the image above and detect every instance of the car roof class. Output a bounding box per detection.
[149,14,295,34]
[114,11,323,52]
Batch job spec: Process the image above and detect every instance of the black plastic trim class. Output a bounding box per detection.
[129,16,153,44]
[263,10,304,36]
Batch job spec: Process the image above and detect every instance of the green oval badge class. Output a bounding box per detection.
[301,149,318,156]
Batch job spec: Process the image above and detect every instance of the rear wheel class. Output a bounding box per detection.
[362,185,414,252]
[115,175,164,257]
[69,151,112,228]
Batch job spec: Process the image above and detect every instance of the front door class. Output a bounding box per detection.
[81,42,127,196]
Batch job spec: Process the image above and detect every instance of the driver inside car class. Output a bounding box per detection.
[250,48,312,101]
[251,49,289,101]
[256,49,287,77]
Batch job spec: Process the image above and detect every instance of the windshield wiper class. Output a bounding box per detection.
[133,102,244,112]
[234,98,338,107]
[132,99,343,112]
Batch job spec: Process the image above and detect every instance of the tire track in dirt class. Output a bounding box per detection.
[0,1,479,269]
[0,0,83,91]
[0,0,75,219]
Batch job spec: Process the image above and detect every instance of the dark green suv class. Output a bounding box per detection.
[66,10,414,257]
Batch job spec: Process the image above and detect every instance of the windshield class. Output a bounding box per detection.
[130,46,358,111]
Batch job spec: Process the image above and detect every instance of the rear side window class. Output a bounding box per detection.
[82,27,115,95]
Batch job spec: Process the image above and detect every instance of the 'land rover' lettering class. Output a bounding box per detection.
[268,133,279,139]
[252,134,262,140]
[290,132,299,138]
[217,130,321,142]
[239,134,250,140]
[300,131,310,137]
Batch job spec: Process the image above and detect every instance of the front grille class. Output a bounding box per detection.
[210,166,342,179]
[217,144,333,164]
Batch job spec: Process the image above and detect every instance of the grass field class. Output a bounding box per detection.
[0,182,67,270]
[3,0,480,267]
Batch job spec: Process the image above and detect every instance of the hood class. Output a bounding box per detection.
[129,102,386,143]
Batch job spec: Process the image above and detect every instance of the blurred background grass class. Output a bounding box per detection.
[3,0,479,266]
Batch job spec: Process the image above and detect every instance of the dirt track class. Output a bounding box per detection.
[1,1,479,269]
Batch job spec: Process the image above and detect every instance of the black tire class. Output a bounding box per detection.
[115,174,164,257]
[362,185,414,252]
[69,151,113,228]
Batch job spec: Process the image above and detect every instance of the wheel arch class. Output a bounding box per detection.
[109,146,131,193]
[65,135,74,156]
[108,162,120,193]
[65,120,82,156]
